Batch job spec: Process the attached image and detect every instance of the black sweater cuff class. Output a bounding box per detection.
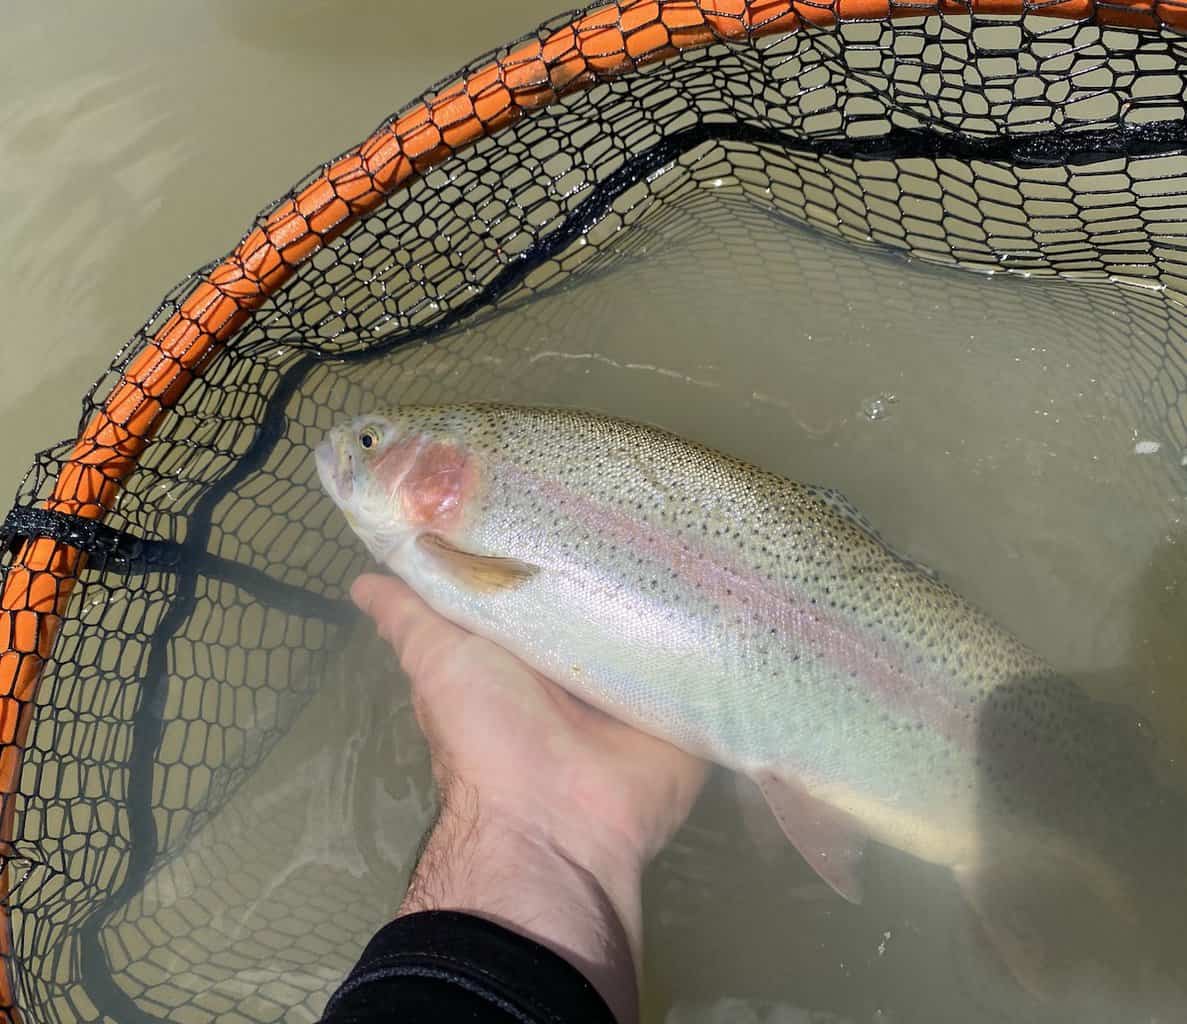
[319,910,619,1023]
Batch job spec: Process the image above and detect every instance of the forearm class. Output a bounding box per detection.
[398,781,645,1024]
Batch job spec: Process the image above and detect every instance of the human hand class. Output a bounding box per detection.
[351,572,707,1023]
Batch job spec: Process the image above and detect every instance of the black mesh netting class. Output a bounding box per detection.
[2,3,1187,1022]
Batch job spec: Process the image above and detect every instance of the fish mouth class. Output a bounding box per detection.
[314,434,354,503]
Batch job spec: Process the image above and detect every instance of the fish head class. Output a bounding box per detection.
[315,409,478,562]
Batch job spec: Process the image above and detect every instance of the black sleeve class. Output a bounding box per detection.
[318,910,619,1023]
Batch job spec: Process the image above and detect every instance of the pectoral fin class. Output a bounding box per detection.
[417,533,539,593]
[755,771,868,903]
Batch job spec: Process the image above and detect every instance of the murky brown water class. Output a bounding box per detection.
[0,0,562,492]
[2,4,1186,1024]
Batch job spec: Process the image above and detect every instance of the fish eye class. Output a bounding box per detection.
[358,426,381,451]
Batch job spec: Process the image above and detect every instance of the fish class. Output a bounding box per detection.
[315,402,1180,996]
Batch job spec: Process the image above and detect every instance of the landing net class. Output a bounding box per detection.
[2,2,1186,1021]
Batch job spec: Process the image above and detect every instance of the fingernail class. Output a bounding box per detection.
[349,580,372,615]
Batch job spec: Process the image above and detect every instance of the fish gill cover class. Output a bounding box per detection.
[1,1,1186,1022]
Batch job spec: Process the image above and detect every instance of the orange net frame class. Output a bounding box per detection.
[3,1,1187,1020]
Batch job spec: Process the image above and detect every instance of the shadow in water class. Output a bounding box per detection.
[968,524,1187,1019]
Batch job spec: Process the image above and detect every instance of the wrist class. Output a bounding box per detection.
[397,780,644,1024]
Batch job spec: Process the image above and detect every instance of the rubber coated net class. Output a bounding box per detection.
[2,2,1187,1022]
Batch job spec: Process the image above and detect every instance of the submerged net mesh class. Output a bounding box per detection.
[2,1,1187,1021]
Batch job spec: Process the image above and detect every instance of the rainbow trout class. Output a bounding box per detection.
[316,403,1166,984]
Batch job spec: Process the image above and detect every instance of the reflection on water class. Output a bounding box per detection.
[4,4,1187,1024]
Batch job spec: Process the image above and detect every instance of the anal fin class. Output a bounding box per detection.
[953,858,1143,1004]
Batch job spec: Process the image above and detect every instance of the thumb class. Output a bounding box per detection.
[350,573,466,677]
[350,572,413,622]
